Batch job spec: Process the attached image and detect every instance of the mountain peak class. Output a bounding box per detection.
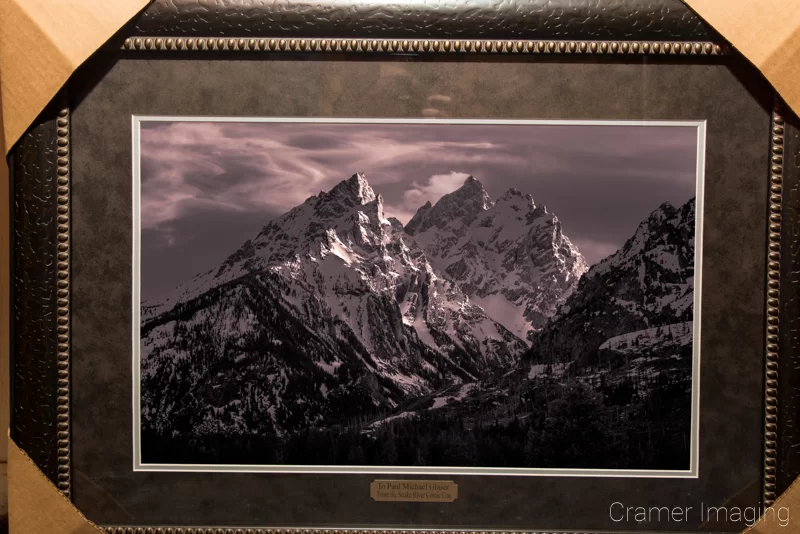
[589,197,694,280]
[326,172,377,205]
[405,179,586,339]
[457,175,487,196]
[448,175,492,210]
[463,175,481,187]
[653,201,676,214]
[350,172,377,203]
[499,187,534,205]
[405,174,492,235]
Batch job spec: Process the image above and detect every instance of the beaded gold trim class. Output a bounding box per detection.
[122,37,725,56]
[55,105,72,498]
[763,100,785,508]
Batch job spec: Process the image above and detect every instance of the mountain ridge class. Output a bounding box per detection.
[140,172,697,470]
[405,175,588,341]
[526,197,695,369]
[140,172,589,437]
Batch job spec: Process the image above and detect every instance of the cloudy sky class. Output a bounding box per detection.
[139,120,699,299]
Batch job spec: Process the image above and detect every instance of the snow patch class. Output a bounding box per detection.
[315,360,341,375]
[599,321,693,354]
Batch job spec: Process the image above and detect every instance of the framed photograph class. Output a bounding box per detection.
[9,1,800,532]
[133,116,704,478]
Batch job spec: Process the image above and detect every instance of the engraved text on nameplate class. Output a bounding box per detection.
[370,480,458,502]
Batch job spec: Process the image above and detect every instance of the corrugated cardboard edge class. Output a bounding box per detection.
[0,0,148,155]
[745,476,800,533]
[8,436,102,534]
[684,0,800,118]
[1,0,800,533]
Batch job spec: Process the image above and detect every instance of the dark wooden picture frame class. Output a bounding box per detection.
[8,1,800,532]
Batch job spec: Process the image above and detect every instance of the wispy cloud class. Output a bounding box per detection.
[139,121,699,298]
[140,123,513,233]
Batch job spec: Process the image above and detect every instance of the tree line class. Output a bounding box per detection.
[143,369,691,471]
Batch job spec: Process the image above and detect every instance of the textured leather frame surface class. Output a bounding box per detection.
[127,0,719,41]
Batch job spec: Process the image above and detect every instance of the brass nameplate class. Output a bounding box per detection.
[370,479,458,503]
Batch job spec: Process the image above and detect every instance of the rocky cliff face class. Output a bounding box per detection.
[527,198,695,369]
[406,176,587,341]
[141,173,540,437]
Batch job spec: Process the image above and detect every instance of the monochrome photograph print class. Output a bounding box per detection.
[132,118,705,477]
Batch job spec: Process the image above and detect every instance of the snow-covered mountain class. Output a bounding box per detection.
[527,198,696,369]
[370,198,697,440]
[405,176,587,341]
[141,173,532,436]
[139,170,698,469]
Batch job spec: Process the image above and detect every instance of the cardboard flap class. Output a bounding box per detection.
[8,437,102,533]
[0,0,148,154]
[684,0,800,113]
[746,477,800,533]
